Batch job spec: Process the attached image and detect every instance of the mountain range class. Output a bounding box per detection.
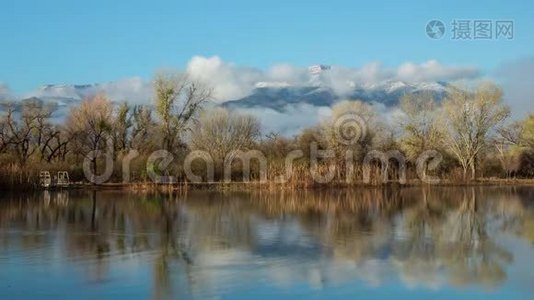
[223,80,448,110]
[2,78,449,120]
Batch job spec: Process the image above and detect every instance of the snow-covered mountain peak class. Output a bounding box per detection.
[29,83,98,101]
[9,77,451,119]
[412,82,447,92]
[383,80,408,93]
[308,64,331,75]
[255,81,292,88]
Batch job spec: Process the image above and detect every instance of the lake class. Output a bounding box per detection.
[1,187,534,299]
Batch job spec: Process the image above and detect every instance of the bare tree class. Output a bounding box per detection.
[67,94,113,178]
[0,104,14,153]
[318,100,393,181]
[130,105,157,153]
[500,114,534,148]
[398,93,443,156]
[398,92,444,178]
[495,114,534,178]
[0,100,56,165]
[40,125,72,162]
[322,100,387,159]
[113,102,133,154]
[153,71,211,152]
[443,83,510,180]
[519,114,534,148]
[189,107,261,164]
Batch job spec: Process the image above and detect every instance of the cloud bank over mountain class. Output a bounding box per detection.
[9,56,481,105]
[23,77,152,105]
[185,56,480,101]
[5,55,531,135]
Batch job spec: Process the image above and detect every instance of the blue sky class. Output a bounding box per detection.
[1,0,533,93]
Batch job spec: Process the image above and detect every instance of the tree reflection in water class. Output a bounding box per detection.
[1,187,534,298]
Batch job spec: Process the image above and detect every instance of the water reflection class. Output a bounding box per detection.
[1,187,534,299]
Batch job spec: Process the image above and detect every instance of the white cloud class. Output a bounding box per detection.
[234,101,406,137]
[21,77,152,105]
[234,104,331,136]
[8,56,487,134]
[396,60,479,83]
[98,77,152,105]
[15,56,481,107]
[267,64,308,84]
[186,56,263,101]
[183,56,480,101]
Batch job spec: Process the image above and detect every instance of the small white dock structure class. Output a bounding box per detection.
[39,171,71,188]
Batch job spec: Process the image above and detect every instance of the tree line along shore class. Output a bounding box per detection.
[2,72,534,190]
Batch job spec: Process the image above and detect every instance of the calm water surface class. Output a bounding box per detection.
[1,187,534,299]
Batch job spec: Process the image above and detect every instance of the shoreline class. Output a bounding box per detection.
[22,178,534,192]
